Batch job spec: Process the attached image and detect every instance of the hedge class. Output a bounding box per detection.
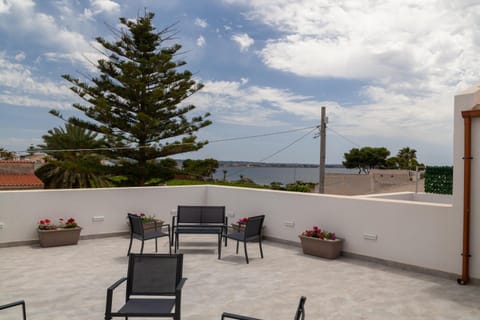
[424,166,453,194]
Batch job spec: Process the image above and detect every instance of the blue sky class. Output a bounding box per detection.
[1,0,479,165]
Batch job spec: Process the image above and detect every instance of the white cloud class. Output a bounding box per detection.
[187,79,326,126]
[0,52,75,109]
[187,76,454,154]
[195,17,207,28]
[217,0,480,162]
[14,51,26,61]
[231,33,254,52]
[0,0,12,13]
[90,0,120,15]
[233,0,480,97]
[0,1,104,71]
[196,35,206,47]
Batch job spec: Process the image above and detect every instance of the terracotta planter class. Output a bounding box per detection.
[298,235,343,259]
[38,228,82,247]
[142,220,163,233]
[231,223,265,238]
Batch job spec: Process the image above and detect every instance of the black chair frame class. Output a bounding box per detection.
[220,215,265,264]
[0,300,27,320]
[105,253,186,320]
[127,213,171,255]
[221,296,306,320]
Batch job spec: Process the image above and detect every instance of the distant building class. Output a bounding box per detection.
[0,160,44,190]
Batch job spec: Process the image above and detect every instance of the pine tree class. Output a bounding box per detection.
[52,12,211,186]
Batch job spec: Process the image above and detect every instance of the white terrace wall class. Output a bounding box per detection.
[453,86,480,282]
[205,186,459,277]
[0,185,461,277]
[0,186,207,244]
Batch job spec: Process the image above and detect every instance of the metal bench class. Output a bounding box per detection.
[172,206,227,258]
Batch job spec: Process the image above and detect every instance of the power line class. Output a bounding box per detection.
[225,126,319,180]
[209,125,318,143]
[327,126,361,148]
[12,125,319,154]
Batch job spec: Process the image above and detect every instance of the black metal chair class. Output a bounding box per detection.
[0,300,27,320]
[105,253,186,320]
[220,215,265,264]
[127,213,171,255]
[221,296,306,320]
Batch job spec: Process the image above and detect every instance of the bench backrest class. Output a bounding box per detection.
[177,206,225,224]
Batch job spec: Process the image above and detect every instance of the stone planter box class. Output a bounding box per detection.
[38,228,82,247]
[298,235,343,259]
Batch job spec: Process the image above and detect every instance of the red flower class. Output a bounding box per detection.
[39,220,45,225]
[140,213,145,217]
[45,218,51,224]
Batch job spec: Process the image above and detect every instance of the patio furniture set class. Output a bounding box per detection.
[1,205,307,319]
[127,205,265,264]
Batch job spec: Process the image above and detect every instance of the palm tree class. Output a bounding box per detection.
[35,124,111,188]
[397,147,418,170]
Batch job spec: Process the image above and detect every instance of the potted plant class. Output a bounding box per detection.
[37,217,82,247]
[231,217,249,232]
[128,213,163,232]
[298,226,343,259]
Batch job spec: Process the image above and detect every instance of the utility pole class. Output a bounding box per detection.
[319,106,327,193]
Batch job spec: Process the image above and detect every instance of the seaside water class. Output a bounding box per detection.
[213,166,357,185]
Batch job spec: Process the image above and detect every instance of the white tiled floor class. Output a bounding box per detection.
[1,235,480,320]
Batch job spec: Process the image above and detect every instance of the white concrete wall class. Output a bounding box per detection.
[0,186,207,243]
[361,192,452,204]
[453,86,480,280]
[205,185,458,275]
[0,185,461,277]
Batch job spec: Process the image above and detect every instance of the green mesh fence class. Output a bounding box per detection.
[424,166,453,194]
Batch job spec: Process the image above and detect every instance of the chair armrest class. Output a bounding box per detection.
[176,277,187,291]
[0,300,26,320]
[221,312,261,320]
[105,277,127,315]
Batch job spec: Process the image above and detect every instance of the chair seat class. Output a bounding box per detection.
[133,230,169,240]
[176,227,223,234]
[225,232,259,242]
[117,298,175,316]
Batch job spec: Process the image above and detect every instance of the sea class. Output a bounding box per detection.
[212,166,357,186]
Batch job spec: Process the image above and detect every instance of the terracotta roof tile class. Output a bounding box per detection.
[0,174,44,186]
[0,160,35,164]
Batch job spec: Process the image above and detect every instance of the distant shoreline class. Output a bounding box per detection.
[217,160,343,168]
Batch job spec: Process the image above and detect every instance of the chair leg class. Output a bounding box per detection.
[127,235,133,256]
[174,233,179,253]
[168,237,172,254]
[218,234,221,259]
[244,241,249,264]
[140,240,145,254]
[259,239,264,258]
[155,238,158,253]
[236,240,239,254]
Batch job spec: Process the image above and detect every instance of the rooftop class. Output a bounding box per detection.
[0,174,44,187]
[2,235,480,320]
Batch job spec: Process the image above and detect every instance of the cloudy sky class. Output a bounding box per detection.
[1,0,478,165]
